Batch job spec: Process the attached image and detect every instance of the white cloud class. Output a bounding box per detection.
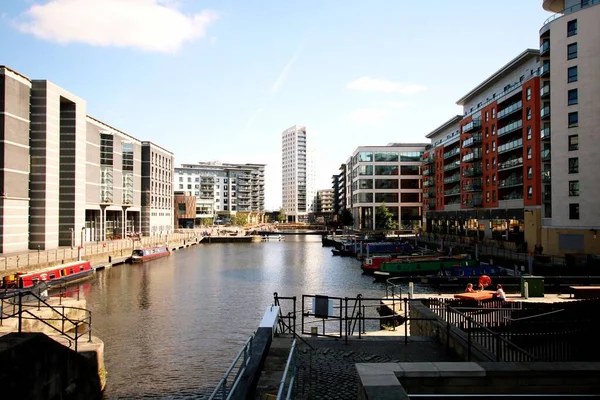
[245,108,263,129]
[347,77,426,95]
[14,0,218,53]
[348,108,389,125]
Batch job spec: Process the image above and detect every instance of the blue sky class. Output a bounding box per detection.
[0,0,551,210]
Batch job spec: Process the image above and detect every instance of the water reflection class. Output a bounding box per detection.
[85,235,388,399]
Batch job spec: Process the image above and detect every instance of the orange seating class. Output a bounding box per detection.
[454,290,495,301]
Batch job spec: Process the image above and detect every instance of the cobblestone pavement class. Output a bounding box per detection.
[292,336,459,400]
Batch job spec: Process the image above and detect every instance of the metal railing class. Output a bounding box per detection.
[0,284,92,352]
[542,0,600,26]
[208,336,253,400]
[276,339,297,400]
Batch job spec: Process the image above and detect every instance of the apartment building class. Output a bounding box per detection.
[0,67,31,253]
[331,175,341,215]
[85,116,143,241]
[141,142,173,236]
[423,50,542,247]
[539,0,600,255]
[316,189,334,214]
[174,162,266,223]
[282,125,313,222]
[0,65,174,252]
[350,143,427,231]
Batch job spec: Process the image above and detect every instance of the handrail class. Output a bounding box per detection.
[503,308,564,322]
[276,339,297,400]
[542,0,600,26]
[208,336,253,400]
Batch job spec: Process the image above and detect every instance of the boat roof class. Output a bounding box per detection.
[21,259,90,275]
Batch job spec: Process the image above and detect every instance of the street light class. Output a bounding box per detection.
[69,228,74,249]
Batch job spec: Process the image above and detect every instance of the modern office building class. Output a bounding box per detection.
[538,0,600,255]
[0,66,31,253]
[0,65,174,253]
[331,174,341,216]
[174,162,266,224]
[423,49,542,247]
[85,116,143,241]
[141,142,174,236]
[350,143,428,230]
[282,125,310,222]
[316,189,334,214]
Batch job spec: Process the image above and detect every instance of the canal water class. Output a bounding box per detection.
[83,235,395,399]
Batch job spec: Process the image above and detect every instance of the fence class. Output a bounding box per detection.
[0,284,92,352]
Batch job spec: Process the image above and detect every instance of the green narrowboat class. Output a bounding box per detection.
[374,256,476,279]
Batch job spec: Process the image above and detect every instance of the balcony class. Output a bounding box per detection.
[541,106,551,120]
[461,119,482,134]
[423,178,434,188]
[541,149,551,161]
[424,203,436,211]
[462,133,482,149]
[497,100,523,120]
[497,120,523,137]
[444,161,460,172]
[463,166,482,177]
[542,191,552,203]
[502,192,524,201]
[443,174,461,184]
[542,170,551,182]
[466,196,483,208]
[424,189,436,199]
[497,138,523,155]
[540,84,550,98]
[498,157,523,171]
[423,156,434,165]
[444,186,460,197]
[461,150,482,163]
[498,176,523,188]
[443,147,460,159]
[541,127,551,140]
[539,63,550,77]
[463,180,482,192]
[540,40,550,56]
[423,168,434,176]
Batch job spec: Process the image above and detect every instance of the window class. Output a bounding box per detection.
[486,160,490,170]
[492,141,496,152]
[527,127,532,140]
[568,112,579,128]
[485,127,489,138]
[485,111,489,122]
[567,19,578,36]
[569,203,580,219]
[567,43,578,60]
[526,88,531,101]
[527,186,533,199]
[568,66,578,83]
[486,191,490,202]
[492,108,496,119]
[492,174,496,184]
[569,181,579,196]
[486,176,490,185]
[492,124,496,135]
[528,166,533,179]
[486,143,489,154]
[492,191,497,202]
[569,135,579,151]
[179,177,183,182]
[568,89,578,105]
[527,146,532,160]
[492,157,496,168]
[569,157,579,173]
[526,107,532,120]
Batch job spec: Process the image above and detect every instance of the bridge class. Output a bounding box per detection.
[257,230,329,236]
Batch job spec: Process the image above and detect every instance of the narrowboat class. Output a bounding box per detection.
[373,256,476,280]
[361,252,448,275]
[131,246,170,263]
[0,260,94,290]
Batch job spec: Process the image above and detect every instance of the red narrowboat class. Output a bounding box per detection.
[0,260,94,290]
[131,246,170,263]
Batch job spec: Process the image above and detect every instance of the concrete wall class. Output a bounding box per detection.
[0,332,101,400]
[0,68,31,253]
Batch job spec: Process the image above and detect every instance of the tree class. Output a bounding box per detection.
[339,209,354,227]
[277,208,286,223]
[376,204,397,230]
[233,213,248,226]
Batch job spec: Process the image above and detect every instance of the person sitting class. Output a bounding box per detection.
[493,284,506,301]
[465,283,475,293]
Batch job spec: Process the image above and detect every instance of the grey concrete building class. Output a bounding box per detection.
[141,142,174,236]
[29,79,87,250]
[539,0,600,255]
[0,66,31,253]
[85,116,143,240]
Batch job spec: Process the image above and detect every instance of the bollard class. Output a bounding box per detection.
[408,282,414,299]
[524,282,529,299]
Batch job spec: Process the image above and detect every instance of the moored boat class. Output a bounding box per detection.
[131,246,170,263]
[361,252,444,275]
[374,256,475,280]
[0,260,93,290]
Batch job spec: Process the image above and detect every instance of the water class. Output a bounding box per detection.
[83,235,391,399]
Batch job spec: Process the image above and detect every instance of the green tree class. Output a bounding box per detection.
[233,213,248,226]
[376,204,397,230]
[339,209,354,227]
[277,208,287,223]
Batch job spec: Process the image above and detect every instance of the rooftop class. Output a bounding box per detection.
[456,49,539,106]
[425,115,463,139]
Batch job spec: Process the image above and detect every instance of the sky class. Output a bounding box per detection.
[0,0,552,210]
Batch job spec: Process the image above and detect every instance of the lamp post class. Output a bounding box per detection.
[69,228,74,249]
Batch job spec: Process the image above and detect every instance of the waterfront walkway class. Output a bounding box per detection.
[255,335,458,400]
